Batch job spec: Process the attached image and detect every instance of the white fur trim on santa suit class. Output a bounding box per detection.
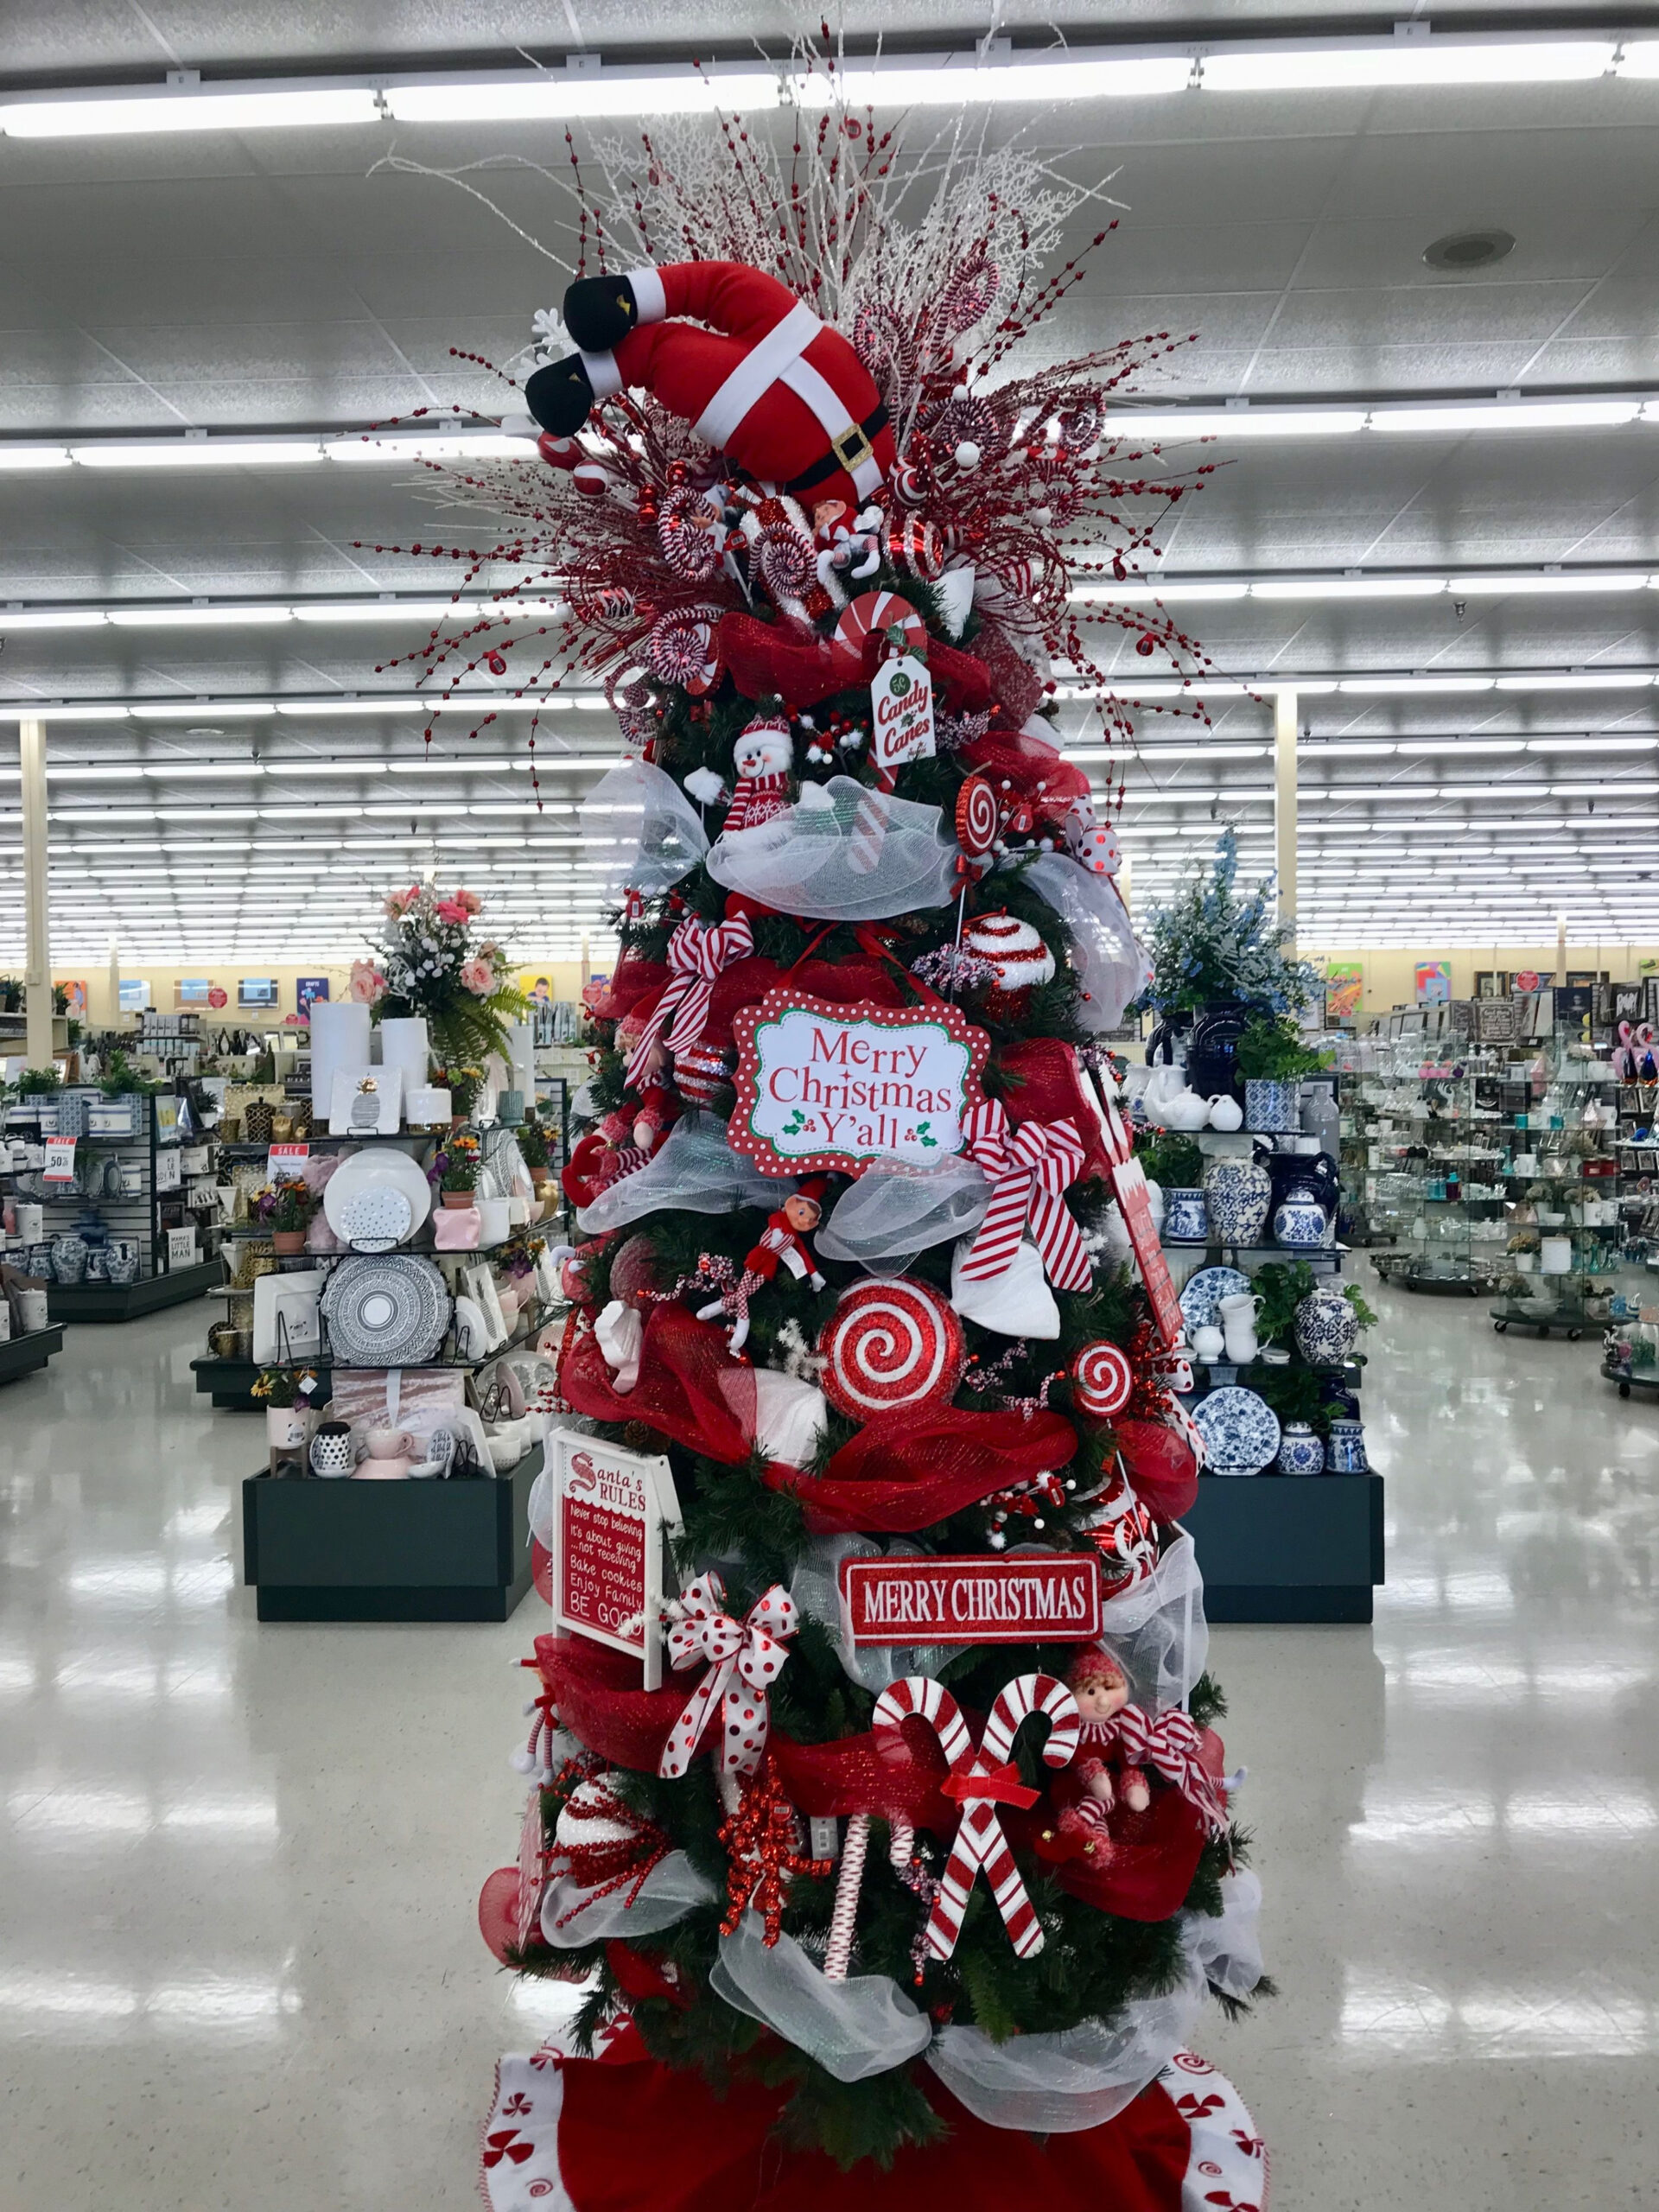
[579,348,624,400]
[626,265,668,324]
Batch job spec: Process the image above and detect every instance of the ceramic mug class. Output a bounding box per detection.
[308,1421,355,1478]
[476,1195,512,1246]
[1163,1187,1209,1243]
[1326,1418,1369,1473]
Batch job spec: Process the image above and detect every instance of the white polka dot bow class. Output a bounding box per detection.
[657,1571,798,1780]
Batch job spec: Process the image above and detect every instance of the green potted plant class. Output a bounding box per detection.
[1235,1016,1333,1134]
[256,1177,316,1255]
[441,1064,485,1121]
[16,1066,60,1100]
[433,1130,480,1209]
[251,1363,321,1449]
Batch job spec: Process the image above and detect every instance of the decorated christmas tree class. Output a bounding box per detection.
[398,59,1268,2209]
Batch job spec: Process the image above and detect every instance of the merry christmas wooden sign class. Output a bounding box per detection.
[839,1554,1103,1646]
[730,989,989,1177]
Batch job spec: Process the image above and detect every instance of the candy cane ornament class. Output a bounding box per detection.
[873,1673,1081,1961]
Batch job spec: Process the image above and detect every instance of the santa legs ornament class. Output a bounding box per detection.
[525,260,896,510]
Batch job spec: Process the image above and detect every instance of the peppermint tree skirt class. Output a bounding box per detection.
[480,2027,1268,2212]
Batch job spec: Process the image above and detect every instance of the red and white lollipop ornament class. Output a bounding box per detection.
[817,1276,966,1421]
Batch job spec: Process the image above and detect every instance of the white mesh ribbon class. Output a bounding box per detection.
[925,1950,1207,2133]
[790,1532,957,1694]
[1190,1868,1264,2001]
[580,756,710,898]
[1096,1529,1209,1713]
[538,1850,717,1945]
[706,775,959,920]
[575,1111,779,1232]
[1024,854,1144,1032]
[709,1911,933,2082]
[815,1158,991,1267]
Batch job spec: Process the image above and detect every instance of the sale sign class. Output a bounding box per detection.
[42,1135,78,1184]
[839,1554,1102,1646]
[267,1141,309,1180]
[547,1428,682,1689]
[731,989,989,1177]
[870,652,936,787]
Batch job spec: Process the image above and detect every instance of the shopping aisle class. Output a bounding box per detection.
[1,1285,1655,2210]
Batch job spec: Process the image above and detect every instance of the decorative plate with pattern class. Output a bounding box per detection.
[1191,1385,1281,1475]
[1177,1264,1251,1332]
[322,1147,431,1253]
[320,1255,452,1367]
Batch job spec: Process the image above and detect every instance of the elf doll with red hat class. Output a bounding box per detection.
[525,260,896,512]
[696,1175,829,1356]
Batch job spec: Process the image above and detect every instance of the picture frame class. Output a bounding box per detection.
[327,1064,404,1136]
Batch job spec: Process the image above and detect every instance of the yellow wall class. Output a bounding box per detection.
[1302,944,1659,1018]
[53,962,591,1031]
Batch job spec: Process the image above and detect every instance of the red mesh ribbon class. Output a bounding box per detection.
[701,951,907,1052]
[771,1718,960,1836]
[535,1633,687,1771]
[766,1405,1077,1533]
[590,950,669,1025]
[962,726,1092,809]
[999,1037,1113,1176]
[1113,1417,1200,1522]
[560,1303,756,1463]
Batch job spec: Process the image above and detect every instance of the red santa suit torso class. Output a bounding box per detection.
[588,262,894,509]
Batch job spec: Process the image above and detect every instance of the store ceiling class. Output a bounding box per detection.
[4,3,1659,966]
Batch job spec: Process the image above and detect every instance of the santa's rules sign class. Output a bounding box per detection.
[548,1429,682,1689]
[839,1554,1103,1646]
[730,989,989,1176]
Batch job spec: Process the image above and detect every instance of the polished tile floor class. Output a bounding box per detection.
[1,1281,1654,2209]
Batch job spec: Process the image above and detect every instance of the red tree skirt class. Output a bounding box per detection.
[480,2025,1268,2211]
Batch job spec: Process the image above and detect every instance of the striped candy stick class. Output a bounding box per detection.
[822,1806,925,1983]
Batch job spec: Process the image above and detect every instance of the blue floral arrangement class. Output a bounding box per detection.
[1133,830,1320,1018]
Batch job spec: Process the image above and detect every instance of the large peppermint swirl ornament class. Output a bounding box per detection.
[817,1275,965,1421]
[955,772,1000,858]
[1071,1338,1135,1420]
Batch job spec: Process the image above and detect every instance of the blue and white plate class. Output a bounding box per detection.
[1192,1386,1281,1474]
[1178,1265,1252,1333]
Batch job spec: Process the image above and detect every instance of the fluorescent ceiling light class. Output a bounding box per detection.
[1497,672,1653,691]
[0,704,129,721]
[1300,742,1399,757]
[292,601,459,623]
[70,440,322,468]
[324,434,537,463]
[108,606,291,629]
[1397,741,1525,755]
[385,71,753,123]
[0,608,105,630]
[1200,39,1615,91]
[0,87,380,137]
[130,702,276,719]
[264,760,390,774]
[1338,677,1494,696]
[1462,572,1649,594]
[1114,409,1366,439]
[1073,582,1249,605]
[1371,399,1640,433]
[1250,577,1446,601]
[143,763,265,779]
[274,697,427,715]
[0,446,73,471]
[1527,735,1659,751]
[798,56,1192,106]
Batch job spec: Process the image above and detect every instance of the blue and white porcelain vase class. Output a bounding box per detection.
[105,1242,139,1286]
[1276,1421,1325,1476]
[1244,1077,1300,1135]
[49,1233,89,1284]
[1203,1156,1273,1245]
[1163,1187,1209,1243]
[1273,1187,1330,1249]
[1294,1284,1360,1366]
[1326,1417,1370,1473]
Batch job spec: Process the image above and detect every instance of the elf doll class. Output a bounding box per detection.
[524,260,895,510]
[1058,1647,1151,1846]
[697,1176,829,1355]
[719,713,795,837]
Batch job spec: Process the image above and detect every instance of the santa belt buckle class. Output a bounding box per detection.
[830,420,874,473]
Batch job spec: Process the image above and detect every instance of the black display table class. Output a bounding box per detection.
[48,1259,221,1323]
[0,1324,63,1385]
[1183,1471,1385,1624]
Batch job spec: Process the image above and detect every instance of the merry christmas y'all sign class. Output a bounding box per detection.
[839,1554,1103,1646]
[547,1428,683,1690]
[730,989,989,1177]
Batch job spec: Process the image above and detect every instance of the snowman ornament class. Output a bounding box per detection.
[720,713,795,836]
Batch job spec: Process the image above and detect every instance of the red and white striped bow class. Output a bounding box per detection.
[873,1672,1081,1960]
[658,1571,797,1780]
[1109,1704,1230,1837]
[959,1100,1093,1293]
[625,912,753,1089]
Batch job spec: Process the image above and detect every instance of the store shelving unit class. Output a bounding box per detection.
[1488,1041,1621,1339]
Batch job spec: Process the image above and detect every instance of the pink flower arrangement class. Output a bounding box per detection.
[435,899,473,926]
[458,957,493,994]
[383,886,421,918]
[452,887,483,916]
[349,958,386,1005]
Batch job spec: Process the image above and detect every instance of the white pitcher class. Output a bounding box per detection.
[1218,1289,1263,1364]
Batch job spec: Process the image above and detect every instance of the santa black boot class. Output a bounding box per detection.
[562,267,668,352]
[524,354,598,437]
